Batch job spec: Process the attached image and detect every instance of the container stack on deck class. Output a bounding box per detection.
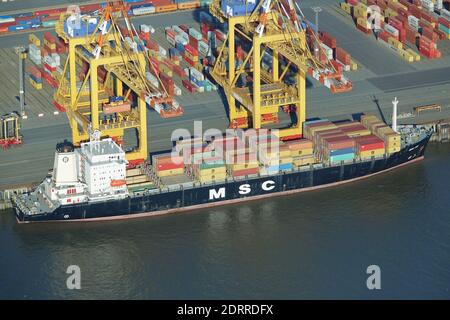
[361,115,401,153]
[340,0,450,61]
[126,167,157,192]
[304,116,401,164]
[216,135,261,178]
[152,153,185,177]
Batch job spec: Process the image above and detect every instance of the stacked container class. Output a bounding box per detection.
[191,158,226,183]
[27,65,43,90]
[176,137,206,164]
[354,135,385,160]
[152,153,185,177]
[284,139,316,167]
[28,34,41,65]
[361,114,401,154]
[321,135,355,164]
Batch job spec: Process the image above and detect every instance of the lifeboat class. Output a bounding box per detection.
[110,179,127,187]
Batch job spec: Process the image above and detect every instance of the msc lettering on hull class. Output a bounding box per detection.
[209,180,276,200]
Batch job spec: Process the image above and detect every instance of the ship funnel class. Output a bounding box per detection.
[392,97,398,133]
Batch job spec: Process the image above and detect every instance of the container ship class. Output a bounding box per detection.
[12,115,432,223]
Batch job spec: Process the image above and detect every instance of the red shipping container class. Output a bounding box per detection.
[27,65,42,78]
[44,31,56,44]
[324,136,355,150]
[44,63,56,73]
[173,65,186,78]
[157,162,184,171]
[379,31,391,43]
[184,44,198,57]
[189,35,198,48]
[0,21,16,28]
[319,31,337,49]
[330,60,343,74]
[179,24,189,33]
[340,124,367,132]
[232,167,260,177]
[335,47,351,65]
[183,54,195,67]
[146,38,159,51]
[182,79,196,93]
[421,11,437,25]
[166,29,176,38]
[439,17,450,29]
[148,56,159,74]
[79,3,102,12]
[405,26,418,44]
[160,59,174,72]
[159,71,174,95]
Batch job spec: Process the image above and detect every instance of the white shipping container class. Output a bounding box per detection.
[384,24,399,37]
[173,84,182,96]
[421,0,434,12]
[133,6,155,16]
[43,55,57,68]
[198,41,209,56]
[441,9,450,21]
[189,67,204,81]
[158,45,167,57]
[188,28,202,41]
[320,43,333,59]
[174,34,188,46]
[30,55,41,65]
[51,53,60,66]
[146,71,160,88]
[408,15,419,29]
[140,24,150,33]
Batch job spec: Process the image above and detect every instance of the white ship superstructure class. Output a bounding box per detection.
[14,137,129,216]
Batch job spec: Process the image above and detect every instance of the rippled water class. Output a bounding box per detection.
[1,144,450,299]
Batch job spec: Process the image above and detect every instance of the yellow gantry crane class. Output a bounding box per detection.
[53,1,183,165]
[209,0,352,140]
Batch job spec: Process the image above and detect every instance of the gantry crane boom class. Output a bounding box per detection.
[53,1,183,165]
[209,0,352,139]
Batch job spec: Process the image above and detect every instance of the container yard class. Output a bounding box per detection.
[340,0,450,61]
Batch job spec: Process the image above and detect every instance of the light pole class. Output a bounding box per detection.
[15,46,27,117]
[311,7,322,58]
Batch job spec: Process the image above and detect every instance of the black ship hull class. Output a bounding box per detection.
[14,134,431,223]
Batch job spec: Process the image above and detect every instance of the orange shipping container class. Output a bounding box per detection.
[156,4,177,13]
[177,1,200,10]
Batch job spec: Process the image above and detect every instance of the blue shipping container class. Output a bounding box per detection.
[330,153,355,163]
[28,73,43,84]
[8,24,30,32]
[330,147,355,157]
